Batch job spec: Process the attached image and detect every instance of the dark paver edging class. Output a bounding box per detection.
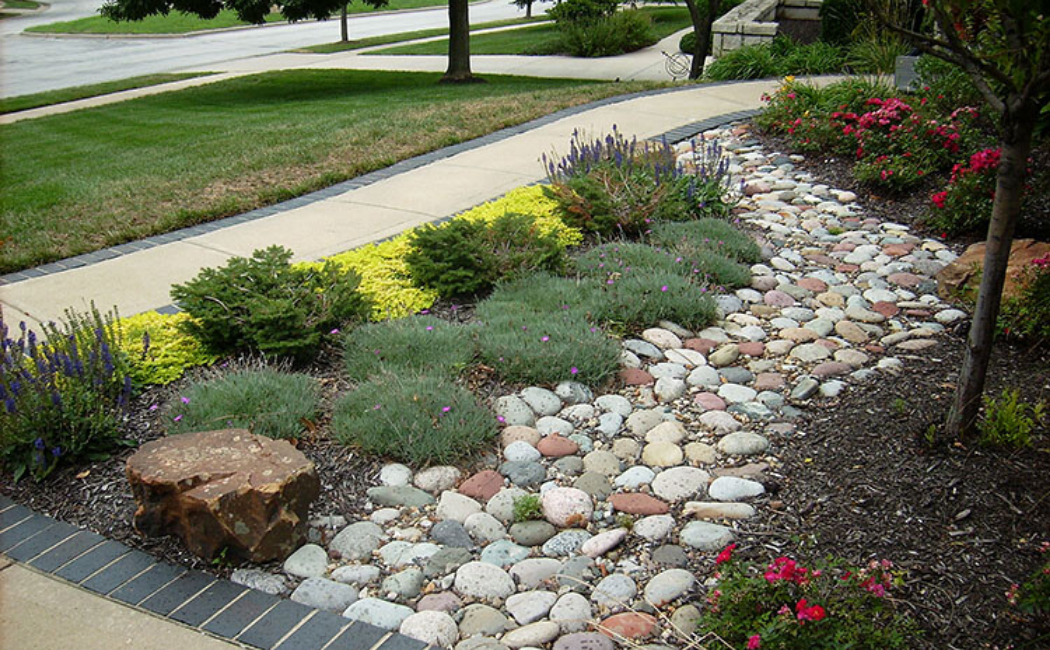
[0,76,764,286]
[0,493,428,650]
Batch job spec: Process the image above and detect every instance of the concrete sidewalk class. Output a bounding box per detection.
[0,560,245,649]
[0,78,786,328]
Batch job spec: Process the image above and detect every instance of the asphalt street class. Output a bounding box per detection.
[1,0,528,97]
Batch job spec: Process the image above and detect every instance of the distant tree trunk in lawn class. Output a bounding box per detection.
[684,0,719,80]
[340,4,348,41]
[442,0,479,83]
[945,110,1037,437]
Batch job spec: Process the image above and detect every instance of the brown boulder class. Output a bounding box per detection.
[126,429,319,562]
[937,239,1050,300]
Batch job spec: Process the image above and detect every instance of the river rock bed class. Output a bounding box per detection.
[221,124,975,650]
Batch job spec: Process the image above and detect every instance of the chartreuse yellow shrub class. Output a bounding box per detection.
[456,185,583,248]
[313,186,580,320]
[118,311,219,386]
[320,234,439,321]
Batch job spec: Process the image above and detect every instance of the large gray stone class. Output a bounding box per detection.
[343,598,414,630]
[454,562,515,600]
[291,577,357,612]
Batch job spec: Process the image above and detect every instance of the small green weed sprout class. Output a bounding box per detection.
[167,368,320,440]
[978,388,1046,448]
[513,494,543,522]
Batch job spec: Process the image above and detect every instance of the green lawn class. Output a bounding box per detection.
[375,7,693,56]
[5,0,41,8]
[26,0,450,35]
[0,73,214,114]
[0,70,664,272]
[300,16,547,54]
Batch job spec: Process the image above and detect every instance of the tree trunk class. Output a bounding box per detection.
[684,0,719,80]
[442,0,478,83]
[525,0,532,18]
[340,4,348,42]
[944,105,1036,438]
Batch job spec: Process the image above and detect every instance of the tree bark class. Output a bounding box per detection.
[684,0,719,80]
[525,0,531,18]
[340,4,348,42]
[944,104,1036,438]
[442,0,478,83]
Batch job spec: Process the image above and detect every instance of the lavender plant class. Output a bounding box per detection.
[542,128,733,237]
[1,307,135,481]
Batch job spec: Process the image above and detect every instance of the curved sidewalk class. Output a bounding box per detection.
[0,78,796,328]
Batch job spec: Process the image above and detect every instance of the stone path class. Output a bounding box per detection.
[219,124,963,649]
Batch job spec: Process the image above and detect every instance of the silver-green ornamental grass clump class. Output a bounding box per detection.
[167,368,320,440]
[332,373,497,466]
[343,315,477,381]
[650,218,763,264]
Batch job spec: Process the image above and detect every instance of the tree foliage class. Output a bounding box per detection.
[102,0,385,24]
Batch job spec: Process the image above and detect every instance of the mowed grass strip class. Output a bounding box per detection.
[375,7,693,55]
[0,72,214,114]
[26,0,450,35]
[0,69,664,273]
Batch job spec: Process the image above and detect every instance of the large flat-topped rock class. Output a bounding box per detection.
[126,429,319,562]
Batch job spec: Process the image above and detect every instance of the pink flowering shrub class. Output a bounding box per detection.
[701,546,918,649]
[1007,541,1050,626]
[756,79,986,192]
[998,253,1050,341]
[926,147,1010,235]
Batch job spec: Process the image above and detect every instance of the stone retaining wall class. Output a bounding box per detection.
[712,0,823,56]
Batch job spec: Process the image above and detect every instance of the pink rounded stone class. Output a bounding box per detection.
[832,242,856,252]
[416,592,463,612]
[608,493,669,515]
[753,373,785,390]
[599,613,658,640]
[763,290,795,307]
[883,243,914,257]
[816,339,840,350]
[459,470,504,502]
[888,272,922,287]
[811,362,851,377]
[797,278,828,293]
[542,487,594,527]
[836,264,860,273]
[683,338,717,355]
[581,528,627,558]
[872,301,900,318]
[694,392,726,411]
[620,368,654,386]
[537,435,580,458]
[737,341,765,357]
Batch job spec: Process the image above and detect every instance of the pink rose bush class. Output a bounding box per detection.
[700,547,917,650]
